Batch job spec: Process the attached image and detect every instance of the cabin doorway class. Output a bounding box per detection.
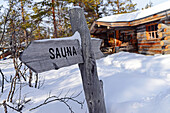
[107,29,137,53]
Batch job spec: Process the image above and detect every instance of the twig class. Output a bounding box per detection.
[0,69,5,93]
[6,103,22,113]
[28,69,32,87]
[1,100,22,113]
[2,100,7,113]
[30,91,84,113]
[34,73,38,88]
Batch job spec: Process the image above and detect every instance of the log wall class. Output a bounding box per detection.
[159,22,170,54]
[0,49,11,60]
[137,17,170,55]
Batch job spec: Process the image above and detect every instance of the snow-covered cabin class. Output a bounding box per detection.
[90,1,170,55]
[0,47,11,60]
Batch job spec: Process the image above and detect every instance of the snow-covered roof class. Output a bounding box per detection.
[97,0,170,22]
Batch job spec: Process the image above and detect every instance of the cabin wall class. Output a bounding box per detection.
[0,48,11,60]
[137,17,170,55]
[159,17,170,55]
[119,29,138,52]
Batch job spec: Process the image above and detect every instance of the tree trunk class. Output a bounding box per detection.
[21,0,28,45]
[117,0,120,14]
[52,0,57,38]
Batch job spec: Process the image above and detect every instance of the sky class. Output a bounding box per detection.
[0,0,169,10]
[133,0,169,10]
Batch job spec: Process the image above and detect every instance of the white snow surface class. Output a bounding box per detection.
[70,6,82,9]
[1,52,170,113]
[34,31,81,42]
[97,0,170,22]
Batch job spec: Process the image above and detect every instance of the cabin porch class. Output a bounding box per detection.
[91,26,138,54]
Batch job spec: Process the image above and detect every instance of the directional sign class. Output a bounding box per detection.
[20,32,103,73]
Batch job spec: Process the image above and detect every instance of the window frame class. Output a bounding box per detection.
[146,23,158,40]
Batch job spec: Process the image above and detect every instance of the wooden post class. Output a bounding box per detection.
[69,8,106,113]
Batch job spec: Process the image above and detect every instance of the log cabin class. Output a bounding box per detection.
[90,1,170,55]
[0,48,11,60]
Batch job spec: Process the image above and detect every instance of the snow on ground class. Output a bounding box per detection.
[0,52,170,113]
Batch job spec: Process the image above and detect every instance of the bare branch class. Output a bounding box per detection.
[2,100,7,113]
[1,100,22,113]
[0,69,5,93]
[30,91,84,113]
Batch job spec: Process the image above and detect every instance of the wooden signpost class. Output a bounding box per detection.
[20,32,103,73]
[20,7,106,113]
[69,8,106,113]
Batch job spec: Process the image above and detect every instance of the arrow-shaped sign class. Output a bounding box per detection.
[20,32,103,73]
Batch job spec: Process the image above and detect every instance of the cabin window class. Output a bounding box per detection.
[146,23,158,39]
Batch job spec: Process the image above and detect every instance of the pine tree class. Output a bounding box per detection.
[52,0,57,38]
[143,2,153,10]
[32,0,72,38]
[101,0,137,16]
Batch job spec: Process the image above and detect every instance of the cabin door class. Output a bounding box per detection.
[119,30,137,52]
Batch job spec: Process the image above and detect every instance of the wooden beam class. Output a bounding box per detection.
[158,32,170,38]
[139,48,162,51]
[95,21,129,27]
[164,20,170,24]
[138,42,160,46]
[163,36,170,40]
[158,23,169,29]
[160,40,170,46]
[69,8,106,113]
[162,49,170,54]
[90,21,96,32]
[138,38,162,42]
[165,45,170,49]
[138,50,162,55]
[138,45,162,50]
[138,40,161,44]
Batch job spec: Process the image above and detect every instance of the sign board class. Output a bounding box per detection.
[20,32,103,73]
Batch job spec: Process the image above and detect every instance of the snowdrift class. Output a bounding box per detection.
[0,52,170,113]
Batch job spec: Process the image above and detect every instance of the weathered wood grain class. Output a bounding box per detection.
[165,45,170,49]
[91,38,104,59]
[164,20,170,24]
[138,38,162,42]
[158,23,169,29]
[20,39,83,73]
[164,36,170,40]
[138,40,161,44]
[160,40,170,46]
[138,48,162,51]
[158,27,170,32]
[162,49,170,54]
[20,38,103,73]
[69,8,106,113]
[138,45,162,50]
[138,42,160,46]
[138,50,162,55]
